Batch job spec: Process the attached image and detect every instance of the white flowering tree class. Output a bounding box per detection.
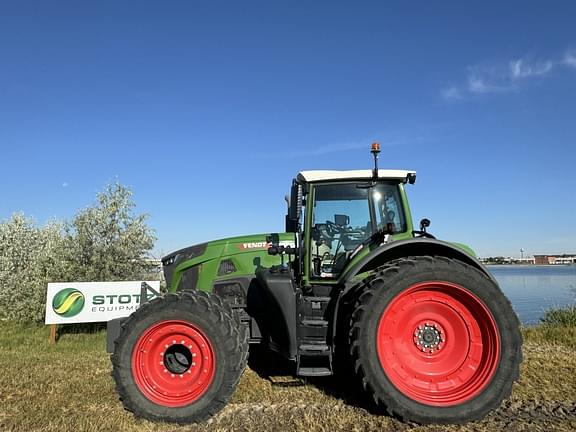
[0,215,67,322]
[0,183,157,323]
[64,183,157,283]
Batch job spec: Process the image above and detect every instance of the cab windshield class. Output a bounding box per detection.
[310,182,405,278]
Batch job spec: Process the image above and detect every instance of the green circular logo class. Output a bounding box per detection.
[52,288,85,318]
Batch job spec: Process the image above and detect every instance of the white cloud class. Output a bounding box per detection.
[62,182,69,188]
[466,65,516,94]
[285,141,368,158]
[467,74,512,94]
[509,59,553,79]
[443,53,565,100]
[563,49,576,68]
[441,86,463,100]
[256,139,397,159]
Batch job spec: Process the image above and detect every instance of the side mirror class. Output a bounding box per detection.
[285,216,298,233]
[420,218,431,232]
[286,181,303,233]
[266,233,280,246]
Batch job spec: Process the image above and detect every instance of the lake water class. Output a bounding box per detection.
[488,265,576,324]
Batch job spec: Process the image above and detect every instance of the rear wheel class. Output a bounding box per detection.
[112,291,248,423]
[349,256,521,424]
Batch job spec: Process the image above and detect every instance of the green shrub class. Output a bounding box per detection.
[540,305,576,327]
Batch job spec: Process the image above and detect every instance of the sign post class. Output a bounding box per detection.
[49,324,57,344]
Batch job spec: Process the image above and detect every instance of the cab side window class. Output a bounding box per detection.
[311,184,371,278]
[373,185,406,233]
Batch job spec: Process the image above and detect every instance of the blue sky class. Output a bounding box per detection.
[1,1,575,258]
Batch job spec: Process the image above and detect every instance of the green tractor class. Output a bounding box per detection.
[110,144,521,424]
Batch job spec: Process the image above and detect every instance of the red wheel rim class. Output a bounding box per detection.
[132,320,215,407]
[377,281,500,406]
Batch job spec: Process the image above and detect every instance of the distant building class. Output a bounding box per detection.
[533,254,576,265]
[516,257,536,264]
[479,256,534,264]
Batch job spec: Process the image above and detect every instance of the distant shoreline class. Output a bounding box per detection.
[483,263,576,266]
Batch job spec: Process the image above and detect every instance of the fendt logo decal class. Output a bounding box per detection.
[238,242,270,250]
[237,241,295,250]
[52,288,85,318]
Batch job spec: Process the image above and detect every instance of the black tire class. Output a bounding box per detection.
[348,256,522,424]
[112,291,248,424]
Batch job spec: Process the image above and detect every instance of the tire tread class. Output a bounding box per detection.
[111,290,248,424]
[348,255,522,424]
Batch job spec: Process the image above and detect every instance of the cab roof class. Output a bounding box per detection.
[297,169,416,183]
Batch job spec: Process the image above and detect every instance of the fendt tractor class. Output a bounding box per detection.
[109,144,522,424]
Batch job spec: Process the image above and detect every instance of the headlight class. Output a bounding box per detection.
[162,243,208,267]
[162,254,179,267]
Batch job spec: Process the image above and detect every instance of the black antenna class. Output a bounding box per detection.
[371,142,381,181]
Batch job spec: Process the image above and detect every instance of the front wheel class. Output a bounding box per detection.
[349,256,522,424]
[112,291,248,423]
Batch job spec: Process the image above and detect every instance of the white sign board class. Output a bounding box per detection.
[45,281,160,324]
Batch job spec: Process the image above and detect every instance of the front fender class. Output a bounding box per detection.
[339,238,496,290]
[106,317,126,353]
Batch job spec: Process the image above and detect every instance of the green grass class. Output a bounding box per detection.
[518,306,576,347]
[523,324,576,348]
[0,321,574,432]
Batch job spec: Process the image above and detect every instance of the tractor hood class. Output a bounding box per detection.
[162,232,294,290]
[161,232,294,265]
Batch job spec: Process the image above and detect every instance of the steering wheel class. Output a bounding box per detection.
[325,220,341,236]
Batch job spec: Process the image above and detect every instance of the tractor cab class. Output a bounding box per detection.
[297,169,415,280]
[282,143,417,285]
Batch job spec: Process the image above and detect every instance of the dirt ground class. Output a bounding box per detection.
[0,324,574,432]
